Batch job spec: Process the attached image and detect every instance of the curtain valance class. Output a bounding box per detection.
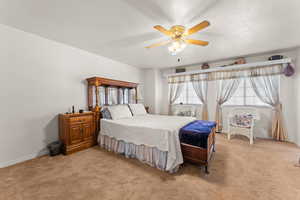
[168,64,285,83]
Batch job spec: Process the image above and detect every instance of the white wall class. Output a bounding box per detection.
[143,69,155,113]
[148,49,300,145]
[295,49,300,146]
[0,24,143,167]
[143,69,163,114]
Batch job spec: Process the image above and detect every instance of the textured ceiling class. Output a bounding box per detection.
[0,0,300,68]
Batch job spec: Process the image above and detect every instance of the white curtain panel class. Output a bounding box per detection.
[216,78,241,131]
[250,75,287,141]
[168,82,184,115]
[191,74,208,120]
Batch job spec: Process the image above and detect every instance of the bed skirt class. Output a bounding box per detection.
[98,134,179,173]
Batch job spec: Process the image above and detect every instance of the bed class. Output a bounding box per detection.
[99,114,195,172]
[86,77,216,173]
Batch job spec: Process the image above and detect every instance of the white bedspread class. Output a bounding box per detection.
[100,114,195,171]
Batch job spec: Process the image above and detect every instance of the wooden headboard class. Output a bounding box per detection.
[86,77,138,110]
[86,76,138,133]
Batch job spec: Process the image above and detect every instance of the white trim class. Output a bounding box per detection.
[0,149,49,168]
[165,58,292,77]
[172,103,203,106]
[222,105,272,109]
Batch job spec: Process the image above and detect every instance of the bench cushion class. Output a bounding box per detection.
[179,120,216,149]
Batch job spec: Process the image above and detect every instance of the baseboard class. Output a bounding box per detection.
[0,149,49,168]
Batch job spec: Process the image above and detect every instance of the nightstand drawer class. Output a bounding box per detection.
[69,116,93,124]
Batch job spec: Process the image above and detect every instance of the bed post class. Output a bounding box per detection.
[94,81,101,141]
[94,81,100,112]
[87,84,93,111]
[128,89,131,103]
[117,87,121,104]
[105,86,109,105]
[135,87,138,103]
[122,88,126,103]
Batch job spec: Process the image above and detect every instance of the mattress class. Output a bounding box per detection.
[179,120,217,149]
[100,114,195,171]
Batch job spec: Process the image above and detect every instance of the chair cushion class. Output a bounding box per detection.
[230,114,253,128]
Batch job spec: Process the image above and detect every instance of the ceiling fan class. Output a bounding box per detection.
[146,20,210,55]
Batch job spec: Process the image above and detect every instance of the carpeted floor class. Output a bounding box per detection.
[1,134,300,200]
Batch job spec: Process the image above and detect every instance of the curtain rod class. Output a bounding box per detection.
[165,58,292,77]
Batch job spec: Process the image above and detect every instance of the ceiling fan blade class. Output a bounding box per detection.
[185,39,209,46]
[185,21,210,36]
[154,25,173,36]
[145,40,171,48]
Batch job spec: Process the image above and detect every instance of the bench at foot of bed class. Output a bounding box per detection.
[179,120,216,174]
[181,137,215,174]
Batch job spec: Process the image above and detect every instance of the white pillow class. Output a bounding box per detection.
[128,104,147,116]
[107,105,132,120]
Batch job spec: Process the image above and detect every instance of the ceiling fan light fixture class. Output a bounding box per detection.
[168,39,186,55]
[146,20,210,53]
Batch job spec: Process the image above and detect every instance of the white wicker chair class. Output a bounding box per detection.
[227,108,260,144]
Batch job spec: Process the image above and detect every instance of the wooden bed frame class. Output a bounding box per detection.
[86,76,216,173]
[86,77,138,137]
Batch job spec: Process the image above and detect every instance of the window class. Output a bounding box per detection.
[224,78,272,106]
[174,82,201,104]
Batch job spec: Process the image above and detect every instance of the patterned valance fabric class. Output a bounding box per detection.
[168,64,285,83]
[168,75,188,84]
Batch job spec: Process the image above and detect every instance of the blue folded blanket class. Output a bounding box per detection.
[179,120,217,149]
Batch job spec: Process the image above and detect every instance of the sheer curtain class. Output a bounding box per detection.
[168,82,184,115]
[250,75,287,141]
[216,78,241,132]
[192,78,208,120]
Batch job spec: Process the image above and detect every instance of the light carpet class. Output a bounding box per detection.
[1,134,300,200]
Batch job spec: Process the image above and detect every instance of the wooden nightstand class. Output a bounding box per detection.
[59,112,96,155]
